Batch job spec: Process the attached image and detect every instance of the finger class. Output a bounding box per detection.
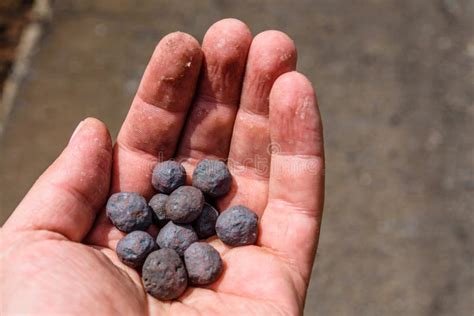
[176,19,252,167]
[86,33,202,248]
[223,31,297,212]
[2,118,113,241]
[260,72,324,287]
[113,32,202,197]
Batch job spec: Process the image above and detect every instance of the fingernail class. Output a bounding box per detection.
[69,120,85,143]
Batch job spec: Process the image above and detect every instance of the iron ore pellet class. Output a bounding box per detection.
[106,192,152,233]
[156,221,198,256]
[148,193,169,228]
[192,159,232,198]
[184,242,223,285]
[151,160,186,194]
[215,205,258,247]
[165,186,204,224]
[149,193,168,221]
[142,249,188,300]
[116,231,157,268]
[192,202,219,239]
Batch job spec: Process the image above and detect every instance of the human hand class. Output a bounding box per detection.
[0,19,324,315]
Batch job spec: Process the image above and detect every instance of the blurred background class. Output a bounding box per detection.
[1,0,473,315]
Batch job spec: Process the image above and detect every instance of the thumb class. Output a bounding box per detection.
[3,118,112,241]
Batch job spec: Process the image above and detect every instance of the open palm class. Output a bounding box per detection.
[0,19,324,315]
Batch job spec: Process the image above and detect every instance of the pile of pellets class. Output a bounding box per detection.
[106,159,258,300]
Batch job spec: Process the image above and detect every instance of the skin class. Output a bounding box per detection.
[0,19,324,315]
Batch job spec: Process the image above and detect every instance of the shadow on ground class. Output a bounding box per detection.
[1,1,473,315]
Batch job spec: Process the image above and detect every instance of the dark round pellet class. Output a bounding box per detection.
[152,160,186,194]
[106,192,152,233]
[149,193,168,221]
[116,231,157,268]
[216,205,258,247]
[184,242,223,285]
[156,221,198,256]
[192,202,219,239]
[192,159,232,198]
[165,186,204,224]
[142,249,188,300]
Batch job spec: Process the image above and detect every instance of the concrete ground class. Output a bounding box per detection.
[1,1,473,315]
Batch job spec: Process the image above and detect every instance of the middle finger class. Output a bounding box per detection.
[176,19,252,170]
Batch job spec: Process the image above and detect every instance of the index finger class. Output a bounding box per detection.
[86,33,202,247]
[113,32,202,197]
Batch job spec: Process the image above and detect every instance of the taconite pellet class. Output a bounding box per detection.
[184,242,223,285]
[106,192,153,232]
[165,186,204,224]
[192,202,219,239]
[151,160,186,194]
[148,193,169,228]
[156,221,198,256]
[116,231,157,268]
[142,249,188,300]
[215,205,258,246]
[192,159,232,198]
